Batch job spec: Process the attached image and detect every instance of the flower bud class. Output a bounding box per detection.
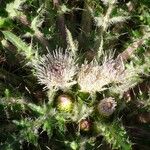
[57,94,73,112]
[98,97,117,117]
[79,119,92,132]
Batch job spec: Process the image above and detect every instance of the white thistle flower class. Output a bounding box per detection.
[98,97,117,116]
[35,48,77,90]
[77,60,110,93]
[77,56,125,93]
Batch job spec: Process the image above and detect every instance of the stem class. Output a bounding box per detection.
[102,3,114,32]
[97,31,104,59]
[96,2,115,59]
[47,89,56,105]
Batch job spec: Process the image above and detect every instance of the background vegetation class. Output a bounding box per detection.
[0,0,150,149]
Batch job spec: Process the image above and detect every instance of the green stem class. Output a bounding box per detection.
[96,2,115,59]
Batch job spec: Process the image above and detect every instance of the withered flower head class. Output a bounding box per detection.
[77,60,109,93]
[101,58,125,83]
[35,48,77,90]
[98,97,117,117]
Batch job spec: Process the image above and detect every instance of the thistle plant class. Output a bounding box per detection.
[0,0,150,150]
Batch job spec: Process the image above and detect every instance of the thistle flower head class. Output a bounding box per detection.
[35,48,77,90]
[77,60,109,93]
[101,58,125,83]
[98,97,117,117]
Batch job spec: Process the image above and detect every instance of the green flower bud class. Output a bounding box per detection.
[57,94,73,112]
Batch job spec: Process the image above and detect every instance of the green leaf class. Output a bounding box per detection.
[43,120,53,137]
[70,141,78,150]
[109,16,130,26]
[6,0,26,18]
[2,31,34,60]
[96,121,132,150]
[27,103,45,115]
[0,17,13,29]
